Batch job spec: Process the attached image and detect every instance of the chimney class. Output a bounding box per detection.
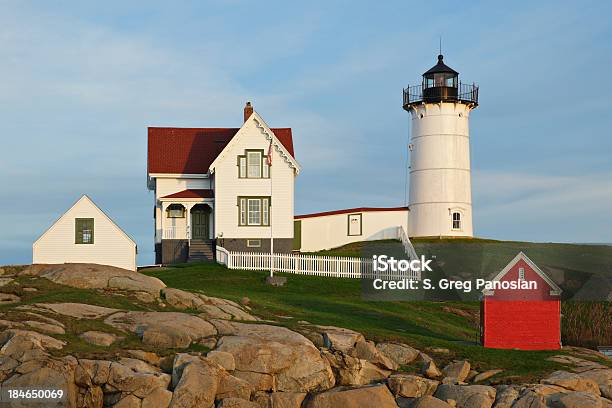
[244,101,253,122]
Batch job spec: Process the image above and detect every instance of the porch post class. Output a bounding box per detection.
[160,202,168,240]
[186,203,193,243]
[208,202,214,240]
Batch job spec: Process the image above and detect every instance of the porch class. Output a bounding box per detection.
[157,189,215,241]
[156,189,215,264]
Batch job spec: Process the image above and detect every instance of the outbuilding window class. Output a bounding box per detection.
[518,268,525,280]
[166,204,185,218]
[75,218,94,244]
[452,212,461,230]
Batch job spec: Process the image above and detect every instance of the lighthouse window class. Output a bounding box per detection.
[452,212,461,230]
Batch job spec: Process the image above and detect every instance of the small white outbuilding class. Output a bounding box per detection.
[33,195,137,271]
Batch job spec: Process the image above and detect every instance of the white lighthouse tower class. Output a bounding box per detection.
[403,54,479,238]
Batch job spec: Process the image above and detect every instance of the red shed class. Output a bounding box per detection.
[480,252,562,350]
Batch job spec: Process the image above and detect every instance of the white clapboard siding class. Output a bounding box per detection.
[211,113,297,240]
[33,195,137,271]
[155,177,212,199]
[215,237,420,281]
[297,209,409,252]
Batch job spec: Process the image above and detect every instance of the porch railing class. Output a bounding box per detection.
[163,226,188,240]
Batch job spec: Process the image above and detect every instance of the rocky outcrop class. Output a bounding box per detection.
[473,369,502,383]
[375,342,420,366]
[268,391,307,408]
[25,263,166,295]
[207,351,236,372]
[322,350,390,386]
[170,355,219,408]
[4,263,612,408]
[0,328,66,352]
[541,370,601,395]
[409,395,455,408]
[315,325,365,353]
[162,288,257,321]
[349,340,398,371]
[0,293,20,304]
[434,384,496,408]
[422,360,442,379]
[305,384,397,408]
[442,360,471,383]
[492,385,519,408]
[388,374,439,398]
[24,320,66,334]
[33,302,119,319]
[79,331,119,347]
[215,322,334,392]
[104,311,216,349]
[217,398,258,407]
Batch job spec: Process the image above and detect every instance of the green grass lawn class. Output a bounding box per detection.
[142,261,609,384]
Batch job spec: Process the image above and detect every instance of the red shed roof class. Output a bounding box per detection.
[148,127,294,175]
[161,189,214,199]
[295,206,409,219]
[484,252,562,298]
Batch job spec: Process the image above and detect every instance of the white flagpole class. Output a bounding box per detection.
[268,141,274,278]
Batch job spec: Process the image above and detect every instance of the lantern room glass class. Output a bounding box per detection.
[424,73,457,89]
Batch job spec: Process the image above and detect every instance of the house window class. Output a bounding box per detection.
[248,199,261,225]
[248,151,262,178]
[452,212,461,230]
[238,197,270,226]
[167,204,185,218]
[247,239,261,248]
[238,150,269,178]
[75,218,94,244]
[518,268,525,280]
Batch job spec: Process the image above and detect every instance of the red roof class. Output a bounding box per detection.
[148,127,295,174]
[295,206,409,219]
[161,189,214,199]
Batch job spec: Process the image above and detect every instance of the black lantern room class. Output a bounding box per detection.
[423,54,458,102]
[403,54,478,110]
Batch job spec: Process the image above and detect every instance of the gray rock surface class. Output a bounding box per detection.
[25,263,166,295]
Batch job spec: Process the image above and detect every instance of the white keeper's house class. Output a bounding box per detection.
[147,103,299,264]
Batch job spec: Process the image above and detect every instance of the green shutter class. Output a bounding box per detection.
[75,219,84,244]
[88,218,94,244]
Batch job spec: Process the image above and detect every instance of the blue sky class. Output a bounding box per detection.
[1,1,611,265]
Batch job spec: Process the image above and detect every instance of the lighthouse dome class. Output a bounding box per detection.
[423,54,458,90]
[423,54,459,76]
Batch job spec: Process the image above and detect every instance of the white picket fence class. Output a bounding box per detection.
[215,227,420,280]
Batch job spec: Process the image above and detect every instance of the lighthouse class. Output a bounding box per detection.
[403,54,479,238]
